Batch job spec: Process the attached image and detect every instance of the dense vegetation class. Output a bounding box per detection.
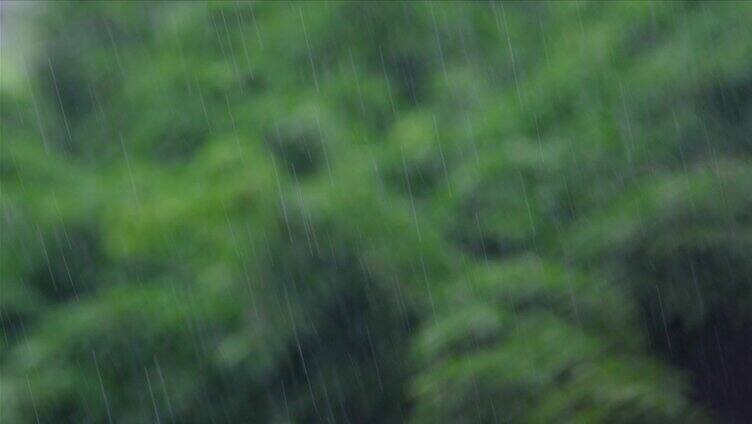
[2,2,752,422]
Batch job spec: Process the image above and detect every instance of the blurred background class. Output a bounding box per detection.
[2,1,752,422]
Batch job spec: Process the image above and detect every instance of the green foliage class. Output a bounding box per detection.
[2,1,752,422]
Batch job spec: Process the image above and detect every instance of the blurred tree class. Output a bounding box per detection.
[2,1,752,422]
